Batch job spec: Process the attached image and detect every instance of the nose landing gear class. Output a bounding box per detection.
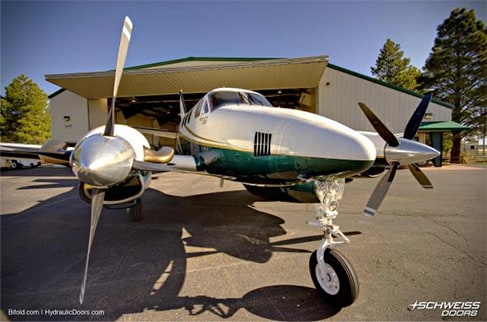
[308,178,359,307]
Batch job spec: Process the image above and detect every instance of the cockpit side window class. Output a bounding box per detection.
[194,99,204,118]
[201,99,210,115]
[192,97,211,119]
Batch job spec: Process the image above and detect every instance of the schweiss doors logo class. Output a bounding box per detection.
[408,301,481,318]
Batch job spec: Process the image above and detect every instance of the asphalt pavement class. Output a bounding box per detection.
[1,165,485,321]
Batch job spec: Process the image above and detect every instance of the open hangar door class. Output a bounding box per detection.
[110,88,316,149]
[46,56,327,145]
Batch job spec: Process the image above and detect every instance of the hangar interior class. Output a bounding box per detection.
[46,56,459,165]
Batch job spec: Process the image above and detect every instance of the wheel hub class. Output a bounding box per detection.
[316,262,340,295]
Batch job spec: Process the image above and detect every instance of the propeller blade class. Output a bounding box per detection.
[408,164,433,189]
[104,16,133,137]
[79,188,105,304]
[363,162,399,216]
[358,102,399,147]
[403,93,433,140]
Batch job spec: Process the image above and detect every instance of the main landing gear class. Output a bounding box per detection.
[126,198,143,222]
[103,198,143,222]
[308,178,359,307]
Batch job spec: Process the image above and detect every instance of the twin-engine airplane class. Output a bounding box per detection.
[1,17,440,308]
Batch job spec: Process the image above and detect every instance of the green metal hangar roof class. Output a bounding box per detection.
[46,56,329,99]
[419,121,469,132]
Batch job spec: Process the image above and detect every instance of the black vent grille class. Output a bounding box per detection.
[254,132,272,157]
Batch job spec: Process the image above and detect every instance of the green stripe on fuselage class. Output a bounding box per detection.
[180,138,372,185]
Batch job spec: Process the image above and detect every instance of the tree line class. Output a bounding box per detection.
[1,74,51,144]
[371,8,486,163]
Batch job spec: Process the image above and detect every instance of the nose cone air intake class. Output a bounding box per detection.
[70,134,136,187]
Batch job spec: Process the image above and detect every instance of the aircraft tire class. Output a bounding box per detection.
[309,248,359,308]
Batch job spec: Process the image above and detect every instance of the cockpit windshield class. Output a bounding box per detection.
[209,90,273,110]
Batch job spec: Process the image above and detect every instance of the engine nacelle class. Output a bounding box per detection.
[78,171,151,206]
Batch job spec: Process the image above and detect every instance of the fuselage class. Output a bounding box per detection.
[177,88,376,186]
[67,87,439,205]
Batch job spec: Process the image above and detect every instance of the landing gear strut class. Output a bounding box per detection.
[308,178,359,307]
[102,198,143,222]
[126,198,143,222]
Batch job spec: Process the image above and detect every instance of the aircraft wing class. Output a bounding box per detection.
[0,142,72,165]
[0,140,197,173]
[0,143,42,159]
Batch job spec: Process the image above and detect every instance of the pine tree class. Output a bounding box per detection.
[1,75,51,144]
[371,39,421,90]
[420,8,487,163]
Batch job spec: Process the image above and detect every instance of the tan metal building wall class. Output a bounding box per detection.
[50,91,108,144]
[317,65,451,133]
[50,91,89,143]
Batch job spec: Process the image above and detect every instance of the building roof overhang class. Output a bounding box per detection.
[419,121,470,132]
[46,56,329,99]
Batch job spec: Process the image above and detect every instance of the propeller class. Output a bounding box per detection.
[403,93,432,140]
[76,16,133,304]
[359,93,439,216]
[104,16,133,137]
[358,103,399,147]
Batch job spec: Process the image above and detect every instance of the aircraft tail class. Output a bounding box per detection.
[179,90,187,117]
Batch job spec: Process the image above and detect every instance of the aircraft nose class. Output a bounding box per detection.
[303,122,376,175]
[306,124,376,159]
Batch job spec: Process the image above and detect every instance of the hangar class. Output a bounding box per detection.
[46,55,461,166]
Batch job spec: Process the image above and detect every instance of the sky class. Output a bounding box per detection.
[1,0,486,96]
